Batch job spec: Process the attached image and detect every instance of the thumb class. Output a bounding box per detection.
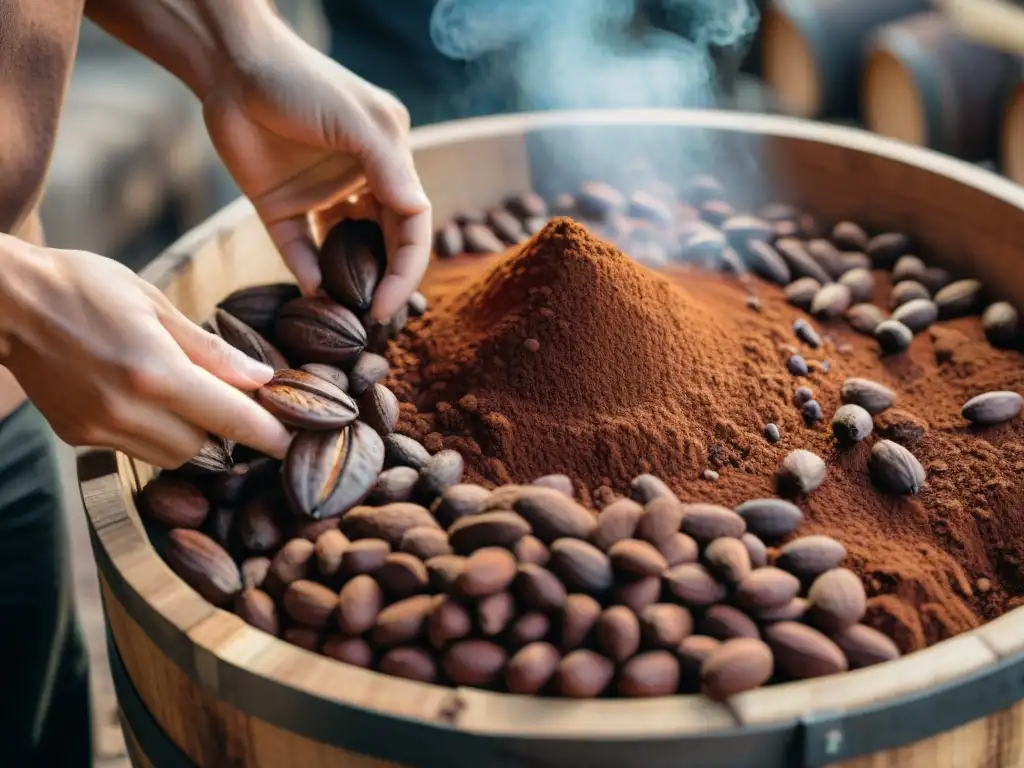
[157,303,275,389]
[264,216,322,296]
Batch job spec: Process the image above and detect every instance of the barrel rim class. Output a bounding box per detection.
[89,109,1024,763]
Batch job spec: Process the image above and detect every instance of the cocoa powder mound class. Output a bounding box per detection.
[386,217,1024,650]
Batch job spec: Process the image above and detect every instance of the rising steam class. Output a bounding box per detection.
[429,0,760,112]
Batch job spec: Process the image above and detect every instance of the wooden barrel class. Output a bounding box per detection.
[83,110,1024,768]
[1000,65,1024,183]
[862,12,1019,161]
[761,0,929,120]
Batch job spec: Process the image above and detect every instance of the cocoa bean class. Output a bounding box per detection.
[810,283,852,320]
[663,563,726,607]
[742,533,768,569]
[505,191,548,220]
[238,492,286,553]
[595,606,641,662]
[513,535,550,566]
[866,232,909,267]
[509,612,551,647]
[755,597,810,623]
[983,302,1020,348]
[400,526,452,560]
[187,435,234,473]
[448,511,531,554]
[636,496,685,544]
[241,556,271,591]
[417,449,465,500]
[427,596,472,648]
[477,591,516,636]
[235,589,279,635]
[629,473,675,503]
[375,553,430,598]
[369,466,420,505]
[831,623,901,668]
[891,298,938,334]
[164,529,242,606]
[608,538,668,577]
[560,594,602,650]
[512,486,597,542]
[215,309,289,371]
[678,635,722,692]
[276,296,367,365]
[838,268,874,303]
[372,594,439,646]
[619,651,680,698]
[283,580,339,628]
[845,303,887,335]
[141,477,209,529]
[284,422,384,519]
[358,384,400,436]
[315,528,349,580]
[612,576,662,615]
[776,536,847,579]
[462,222,505,254]
[831,404,874,444]
[506,642,561,694]
[300,362,350,393]
[555,650,614,698]
[444,640,508,685]
[935,278,984,318]
[433,483,492,527]
[875,319,913,354]
[807,568,866,631]
[869,440,926,495]
[840,378,896,415]
[455,547,518,598]
[590,497,644,550]
[549,539,613,592]
[962,391,1023,425]
[266,538,315,594]
[680,503,745,543]
[703,537,752,584]
[530,474,574,497]
[777,450,827,496]
[640,603,692,648]
[217,282,300,340]
[514,564,568,612]
[699,604,759,641]
[890,280,930,308]
[734,499,803,541]
[341,538,392,575]
[347,352,390,397]
[700,638,774,700]
[486,207,528,244]
[283,628,320,652]
[322,636,373,667]
[735,567,801,611]
[425,554,466,592]
[658,532,699,566]
[434,221,464,258]
[342,503,439,546]
[380,647,437,684]
[765,621,848,679]
[784,277,822,310]
[743,240,791,285]
[318,219,385,313]
[256,369,358,430]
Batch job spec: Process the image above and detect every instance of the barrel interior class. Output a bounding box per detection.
[95,111,1024,767]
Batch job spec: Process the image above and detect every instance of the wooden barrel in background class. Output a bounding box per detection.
[83,110,1024,768]
[862,12,1019,161]
[761,0,929,120]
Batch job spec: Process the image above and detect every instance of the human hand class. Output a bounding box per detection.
[201,24,432,324]
[0,244,292,468]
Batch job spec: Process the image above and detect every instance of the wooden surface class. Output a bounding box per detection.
[87,109,1024,767]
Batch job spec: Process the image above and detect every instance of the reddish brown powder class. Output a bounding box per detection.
[386,218,1024,651]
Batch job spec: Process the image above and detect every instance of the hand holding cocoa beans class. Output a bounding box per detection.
[0,241,291,467]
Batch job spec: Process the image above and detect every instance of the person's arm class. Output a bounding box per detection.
[83,0,280,99]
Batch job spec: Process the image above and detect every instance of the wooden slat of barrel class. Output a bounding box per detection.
[85,110,1024,768]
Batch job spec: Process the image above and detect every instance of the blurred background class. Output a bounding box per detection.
[50,0,1024,765]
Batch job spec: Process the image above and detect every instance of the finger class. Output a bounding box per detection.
[360,143,430,216]
[156,302,274,388]
[79,409,205,470]
[265,216,322,296]
[164,366,293,460]
[312,187,376,243]
[118,404,208,468]
[371,204,433,322]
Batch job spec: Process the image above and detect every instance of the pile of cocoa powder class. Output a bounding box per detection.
[387,218,1024,652]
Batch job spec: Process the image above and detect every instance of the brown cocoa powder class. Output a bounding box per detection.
[387,218,1024,651]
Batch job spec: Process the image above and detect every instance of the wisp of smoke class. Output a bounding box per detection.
[429,0,763,211]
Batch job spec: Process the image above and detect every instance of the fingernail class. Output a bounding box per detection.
[232,349,274,383]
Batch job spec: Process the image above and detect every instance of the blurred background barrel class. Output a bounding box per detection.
[1000,66,1024,183]
[762,0,929,120]
[862,12,1018,161]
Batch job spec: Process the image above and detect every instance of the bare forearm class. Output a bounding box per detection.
[0,234,42,344]
[84,0,281,99]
